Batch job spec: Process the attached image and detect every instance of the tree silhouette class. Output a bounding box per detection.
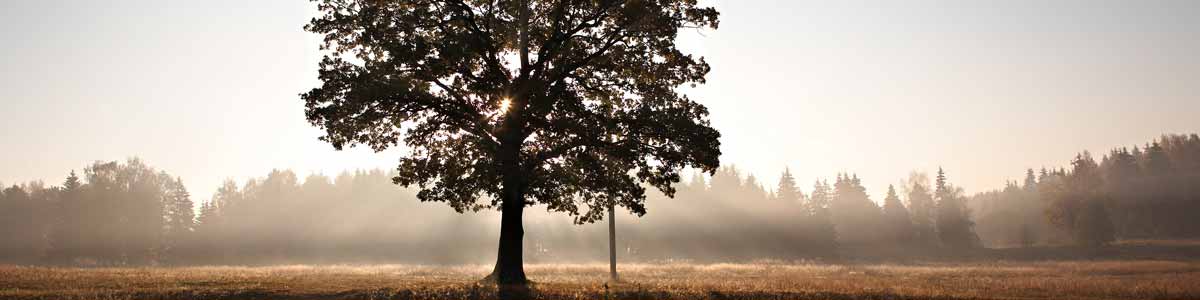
[882,185,913,243]
[302,0,722,284]
[1040,152,1116,247]
[775,168,801,203]
[934,168,978,248]
[47,171,83,264]
[830,174,883,244]
[1141,142,1171,175]
[808,180,837,246]
[162,176,195,264]
[905,173,937,246]
[1023,169,1037,193]
[0,184,48,263]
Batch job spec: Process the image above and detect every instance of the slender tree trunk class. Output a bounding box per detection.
[608,203,618,281]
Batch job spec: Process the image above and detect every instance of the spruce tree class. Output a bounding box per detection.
[47,171,84,264]
[830,173,883,244]
[934,168,978,248]
[193,199,223,263]
[882,184,913,243]
[808,180,837,249]
[162,176,195,264]
[196,201,219,231]
[906,175,937,246]
[935,168,947,196]
[1023,169,1037,192]
[1142,142,1171,175]
[776,168,801,203]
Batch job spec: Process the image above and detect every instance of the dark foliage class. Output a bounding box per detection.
[972,134,1200,247]
[300,0,722,283]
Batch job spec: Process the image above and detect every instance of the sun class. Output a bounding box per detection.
[496,97,512,117]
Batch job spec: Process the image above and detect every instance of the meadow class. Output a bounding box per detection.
[2,257,1199,300]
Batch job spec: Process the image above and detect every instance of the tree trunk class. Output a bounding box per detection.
[608,203,618,281]
[491,110,528,285]
[492,194,527,284]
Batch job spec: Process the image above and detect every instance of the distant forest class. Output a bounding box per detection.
[1,134,1198,266]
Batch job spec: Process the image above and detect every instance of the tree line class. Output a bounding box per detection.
[971,133,1200,247]
[0,161,984,264]
[1,133,1197,265]
[0,159,193,265]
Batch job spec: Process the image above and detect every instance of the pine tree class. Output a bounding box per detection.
[776,168,801,203]
[809,180,831,214]
[196,200,219,230]
[63,170,81,190]
[882,185,913,243]
[1141,142,1171,175]
[830,173,883,244]
[935,168,947,196]
[161,176,195,264]
[1070,152,1102,191]
[192,199,223,264]
[745,174,766,198]
[47,171,84,264]
[934,168,979,248]
[808,180,837,249]
[905,174,937,246]
[1023,169,1037,193]
[1105,148,1138,183]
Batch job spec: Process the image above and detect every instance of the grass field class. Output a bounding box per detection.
[2,258,1199,300]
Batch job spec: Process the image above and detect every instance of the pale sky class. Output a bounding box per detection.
[2,0,1198,203]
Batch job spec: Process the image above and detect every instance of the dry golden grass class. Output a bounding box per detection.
[2,260,1198,300]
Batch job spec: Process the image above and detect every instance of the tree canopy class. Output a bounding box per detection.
[302,0,721,222]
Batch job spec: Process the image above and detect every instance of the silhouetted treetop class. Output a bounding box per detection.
[302,0,721,221]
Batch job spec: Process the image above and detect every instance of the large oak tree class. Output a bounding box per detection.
[302,0,721,284]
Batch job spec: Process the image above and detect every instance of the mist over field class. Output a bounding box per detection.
[2,134,1200,267]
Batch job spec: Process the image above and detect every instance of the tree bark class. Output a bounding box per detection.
[491,99,528,285]
[491,123,528,284]
[492,189,527,284]
[608,203,618,281]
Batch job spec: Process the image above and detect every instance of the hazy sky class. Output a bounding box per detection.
[2,0,1198,204]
